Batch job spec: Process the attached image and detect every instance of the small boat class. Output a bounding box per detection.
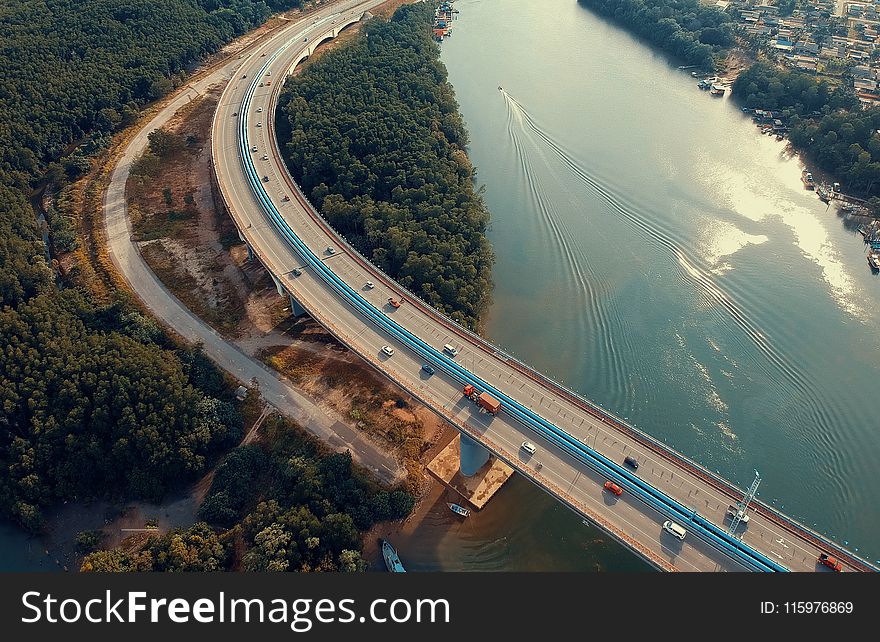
[868,253,880,272]
[776,134,784,141]
[801,170,815,190]
[498,86,503,91]
[381,539,406,572]
[448,503,471,517]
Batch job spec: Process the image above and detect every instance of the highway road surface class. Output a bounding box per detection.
[102,1,403,486]
[211,0,876,572]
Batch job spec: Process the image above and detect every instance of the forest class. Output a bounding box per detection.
[0,1,305,531]
[733,63,880,196]
[81,415,413,571]
[577,0,734,71]
[277,3,494,328]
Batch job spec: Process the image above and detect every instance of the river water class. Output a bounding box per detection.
[4,0,878,572]
[389,0,880,570]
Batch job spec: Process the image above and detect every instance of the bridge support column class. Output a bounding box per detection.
[288,293,307,318]
[459,433,490,477]
[237,228,255,261]
[270,273,285,297]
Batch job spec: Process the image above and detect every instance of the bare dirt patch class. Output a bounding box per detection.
[261,318,446,494]
[126,89,273,336]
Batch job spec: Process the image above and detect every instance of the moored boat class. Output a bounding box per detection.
[801,169,815,190]
[381,539,406,572]
[869,253,880,272]
[448,503,471,517]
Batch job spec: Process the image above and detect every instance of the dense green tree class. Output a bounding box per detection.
[0,0,310,530]
[278,4,494,327]
[80,522,229,571]
[733,63,880,196]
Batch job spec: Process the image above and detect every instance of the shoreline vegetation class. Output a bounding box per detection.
[577,0,880,208]
[277,2,494,330]
[576,0,735,72]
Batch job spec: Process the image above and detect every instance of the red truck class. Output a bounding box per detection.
[819,553,842,572]
[463,385,501,416]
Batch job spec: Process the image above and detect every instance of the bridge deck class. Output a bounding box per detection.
[210,0,873,573]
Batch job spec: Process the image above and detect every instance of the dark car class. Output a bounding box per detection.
[624,456,639,470]
[421,364,435,376]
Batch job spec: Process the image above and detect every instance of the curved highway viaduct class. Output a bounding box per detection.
[211,0,876,572]
[103,1,405,485]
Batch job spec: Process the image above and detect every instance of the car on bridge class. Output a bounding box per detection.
[388,297,401,309]
[262,155,269,160]
[291,267,302,277]
[262,175,269,182]
[257,107,263,112]
[662,520,687,541]
[251,145,258,152]
[603,481,623,496]
[443,343,459,357]
[521,441,537,455]
[364,281,374,289]
[725,504,750,524]
[421,364,435,376]
[624,455,639,470]
[381,346,395,357]
[819,553,842,572]
[256,122,262,127]
[326,246,336,255]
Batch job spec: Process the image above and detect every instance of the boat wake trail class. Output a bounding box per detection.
[500,90,837,442]
[502,88,632,397]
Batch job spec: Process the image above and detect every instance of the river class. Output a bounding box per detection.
[387,0,880,570]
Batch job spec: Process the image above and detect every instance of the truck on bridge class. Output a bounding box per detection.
[463,384,501,416]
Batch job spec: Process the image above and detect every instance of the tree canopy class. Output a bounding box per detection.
[0,0,308,531]
[277,4,494,327]
[733,63,880,196]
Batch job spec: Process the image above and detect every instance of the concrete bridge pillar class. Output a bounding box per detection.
[459,433,490,477]
[237,228,255,261]
[288,293,307,317]
[270,273,285,297]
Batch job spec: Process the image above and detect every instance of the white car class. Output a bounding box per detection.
[365,281,375,289]
[257,107,263,113]
[521,441,536,455]
[326,246,335,255]
[257,122,262,127]
[251,145,258,152]
[262,155,269,160]
[381,346,394,357]
[662,520,687,541]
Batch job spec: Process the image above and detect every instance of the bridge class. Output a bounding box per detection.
[209,0,876,572]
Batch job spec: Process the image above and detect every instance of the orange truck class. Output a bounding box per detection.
[463,385,501,416]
